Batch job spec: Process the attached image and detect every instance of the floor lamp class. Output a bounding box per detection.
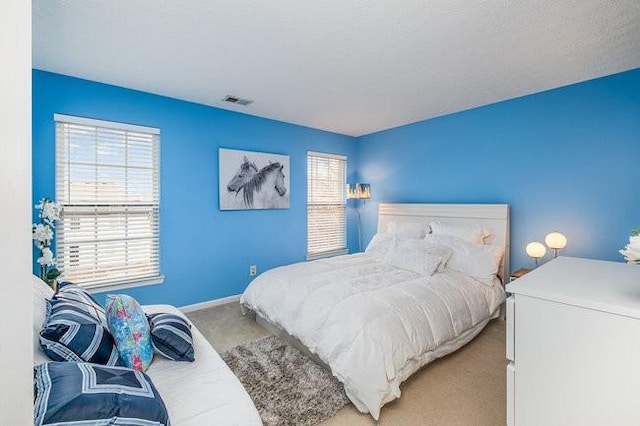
[347,183,371,252]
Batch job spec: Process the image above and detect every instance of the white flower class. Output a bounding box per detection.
[32,223,53,243]
[36,198,61,226]
[37,248,56,266]
[620,235,640,264]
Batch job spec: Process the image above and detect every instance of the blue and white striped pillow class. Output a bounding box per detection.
[53,281,106,324]
[147,313,195,362]
[34,361,169,426]
[39,299,121,366]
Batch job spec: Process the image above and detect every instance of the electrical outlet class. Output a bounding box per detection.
[249,265,257,276]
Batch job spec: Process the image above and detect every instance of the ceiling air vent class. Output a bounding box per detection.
[223,95,253,106]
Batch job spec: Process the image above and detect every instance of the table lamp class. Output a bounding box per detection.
[526,241,547,267]
[545,232,567,258]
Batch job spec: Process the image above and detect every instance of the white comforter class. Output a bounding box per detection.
[241,253,505,420]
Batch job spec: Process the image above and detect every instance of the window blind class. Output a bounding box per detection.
[307,152,347,259]
[55,114,162,289]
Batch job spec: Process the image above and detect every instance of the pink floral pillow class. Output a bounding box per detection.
[106,294,153,371]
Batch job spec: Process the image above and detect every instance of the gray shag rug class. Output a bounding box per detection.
[221,335,349,426]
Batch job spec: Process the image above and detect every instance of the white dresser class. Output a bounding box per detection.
[505,256,640,426]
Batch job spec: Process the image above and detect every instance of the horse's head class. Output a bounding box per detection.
[274,164,286,196]
[227,156,258,193]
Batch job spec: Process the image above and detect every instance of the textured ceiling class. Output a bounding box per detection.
[33,1,640,136]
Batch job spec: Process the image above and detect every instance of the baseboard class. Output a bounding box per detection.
[179,294,241,313]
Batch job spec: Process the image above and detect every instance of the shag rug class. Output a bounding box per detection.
[221,335,349,426]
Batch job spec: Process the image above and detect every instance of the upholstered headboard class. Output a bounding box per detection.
[377,203,510,283]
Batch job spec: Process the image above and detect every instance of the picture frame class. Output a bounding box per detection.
[219,148,290,210]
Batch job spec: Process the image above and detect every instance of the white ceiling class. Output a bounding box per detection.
[33,1,640,137]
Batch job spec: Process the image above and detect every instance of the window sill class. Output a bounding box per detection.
[307,249,349,261]
[84,275,165,293]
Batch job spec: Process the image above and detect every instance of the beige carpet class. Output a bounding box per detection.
[187,304,506,426]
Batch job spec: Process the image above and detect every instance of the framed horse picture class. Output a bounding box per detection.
[219,148,290,210]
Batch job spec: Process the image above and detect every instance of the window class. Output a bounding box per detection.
[55,114,162,290]
[307,151,347,259]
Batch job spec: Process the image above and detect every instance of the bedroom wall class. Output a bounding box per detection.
[1,0,34,422]
[356,68,640,270]
[32,70,358,306]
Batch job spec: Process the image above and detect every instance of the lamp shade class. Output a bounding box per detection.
[526,241,547,259]
[346,184,357,199]
[545,232,567,250]
[356,183,371,199]
[347,183,371,200]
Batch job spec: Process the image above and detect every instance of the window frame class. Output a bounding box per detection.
[54,114,163,291]
[306,151,348,260]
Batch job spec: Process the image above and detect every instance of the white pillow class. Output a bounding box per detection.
[430,221,490,244]
[365,233,396,257]
[387,221,430,239]
[384,245,441,276]
[423,234,504,285]
[400,239,453,272]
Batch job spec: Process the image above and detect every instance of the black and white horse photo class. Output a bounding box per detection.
[219,149,290,210]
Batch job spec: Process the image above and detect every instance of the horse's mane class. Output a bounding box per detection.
[242,160,258,173]
[243,162,281,207]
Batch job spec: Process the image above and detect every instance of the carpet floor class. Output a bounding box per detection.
[187,303,506,425]
[221,335,349,426]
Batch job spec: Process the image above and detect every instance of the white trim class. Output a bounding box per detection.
[53,113,160,135]
[307,150,346,160]
[307,248,349,261]
[179,294,241,313]
[86,275,165,293]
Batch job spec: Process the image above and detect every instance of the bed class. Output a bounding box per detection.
[241,203,509,420]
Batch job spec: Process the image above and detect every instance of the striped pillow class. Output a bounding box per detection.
[53,281,106,324]
[147,313,195,362]
[39,299,121,366]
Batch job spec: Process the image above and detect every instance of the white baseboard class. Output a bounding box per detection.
[179,294,241,313]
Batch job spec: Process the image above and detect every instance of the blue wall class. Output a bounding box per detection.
[33,70,358,306]
[357,68,640,270]
[34,68,640,306]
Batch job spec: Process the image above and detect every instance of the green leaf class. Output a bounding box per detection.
[632,227,640,236]
[46,268,60,280]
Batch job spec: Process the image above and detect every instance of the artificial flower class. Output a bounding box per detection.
[620,235,640,264]
[33,197,61,287]
[32,223,53,243]
[37,247,56,266]
[36,198,61,226]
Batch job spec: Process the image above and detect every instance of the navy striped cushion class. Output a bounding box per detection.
[39,299,121,366]
[147,313,194,362]
[34,361,169,426]
[53,281,106,324]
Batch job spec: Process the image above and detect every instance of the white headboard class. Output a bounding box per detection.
[377,203,510,283]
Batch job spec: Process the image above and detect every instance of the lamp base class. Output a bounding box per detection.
[357,208,362,252]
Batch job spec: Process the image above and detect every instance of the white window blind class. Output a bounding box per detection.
[307,151,347,259]
[55,114,162,289]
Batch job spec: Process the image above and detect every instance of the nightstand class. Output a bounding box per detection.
[509,267,532,282]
